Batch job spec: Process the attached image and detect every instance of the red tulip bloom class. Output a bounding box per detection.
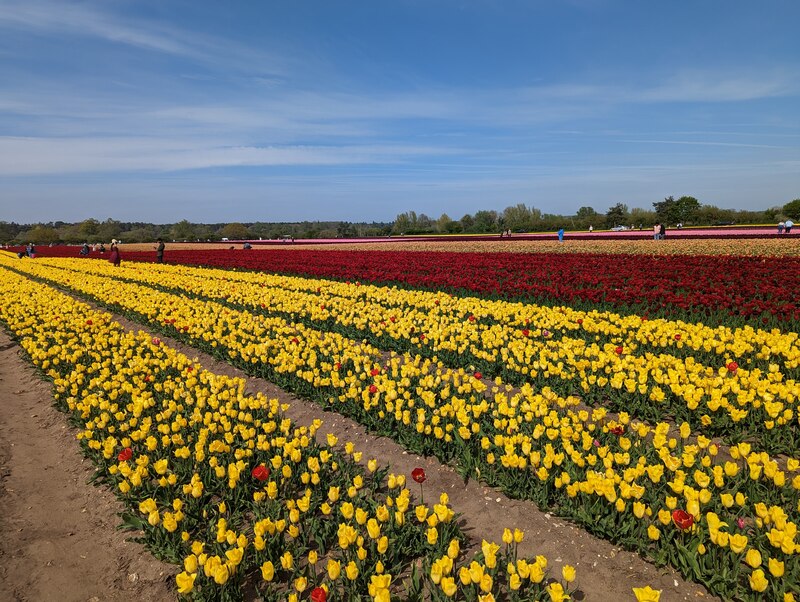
[310,587,327,602]
[474,372,482,380]
[521,329,530,337]
[369,384,378,394]
[252,465,270,481]
[468,314,476,322]
[614,346,623,355]
[411,467,427,484]
[334,362,341,370]
[610,426,624,435]
[117,447,133,462]
[86,319,93,325]
[152,337,161,346]
[674,334,681,341]
[577,319,583,325]
[672,509,694,531]
[727,361,738,373]
[370,368,380,376]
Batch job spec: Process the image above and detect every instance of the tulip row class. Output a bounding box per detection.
[44,257,800,372]
[19,256,800,456]
[0,263,579,602]
[2,254,798,600]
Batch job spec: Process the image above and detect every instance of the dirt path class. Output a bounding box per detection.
[0,299,717,601]
[0,330,176,602]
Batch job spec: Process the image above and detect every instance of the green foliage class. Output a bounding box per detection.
[605,203,629,228]
[783,199,800,220]
[217,222,251,240]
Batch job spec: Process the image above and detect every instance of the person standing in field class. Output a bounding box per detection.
[154,238,165,263]
[653,224,660,240]
[785,219,794,234]
[659,223,666,240]
[109,240,121,267]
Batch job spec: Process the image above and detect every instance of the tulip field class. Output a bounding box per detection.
[1,239,800,602]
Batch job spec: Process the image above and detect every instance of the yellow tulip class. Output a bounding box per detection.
[749,569,768,592]
[176,572,196,594]
[632,586,662,602]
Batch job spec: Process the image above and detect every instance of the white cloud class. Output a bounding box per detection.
[0,136,460,175]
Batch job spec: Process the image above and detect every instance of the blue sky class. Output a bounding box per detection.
[1,0,798,224]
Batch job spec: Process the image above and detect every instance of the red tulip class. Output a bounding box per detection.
[474,372,482,380]
[334,362,341,370]
[411,467,426,484]
[310,587,327,602]
[610,426,624,435]
[614,346,623,355]
[152,337,161,345]
[369,385,378,394]
[117,447,133,462]
[577,319,583,325]
[674,334,681,341]
[521,329,530,337]
[251,465,270,481]
[370,368,380,376]
[727,361,738,373]
[672,509,694,531]
[468,314,476,322]
[86,319,93,325]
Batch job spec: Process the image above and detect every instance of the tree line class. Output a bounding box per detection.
[0,218,393,244]
[391,197,800,235]
[2,198,798,244]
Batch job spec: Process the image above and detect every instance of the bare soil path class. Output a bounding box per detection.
[0,330,176,602]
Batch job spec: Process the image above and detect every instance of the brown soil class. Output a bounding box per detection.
[0,305,717,602]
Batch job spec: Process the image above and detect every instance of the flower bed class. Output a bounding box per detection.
[4,253,799,600]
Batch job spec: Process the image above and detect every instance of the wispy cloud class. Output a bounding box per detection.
[0,0,287,73]
[0,136,462,175]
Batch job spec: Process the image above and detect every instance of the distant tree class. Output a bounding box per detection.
[574,206,599,229]
[629,207,657,228]
[459,214,474,232]
[436,213,453,233]
[97,218,122,242]
[653,196,677,224]
[78,218,100,239]
[502,204,533,232]
[674,196,700,224]
[0,221,21,242]
[783,199,800,220]
[170,219,197,241]
[337,222,357,238]
[120,227,156,243]
[392,211,418,234]
[415,213,434,233]
[605,203,629,228]
[218,222,251,240]
[472,210,498,233]
[22,225,60,244]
